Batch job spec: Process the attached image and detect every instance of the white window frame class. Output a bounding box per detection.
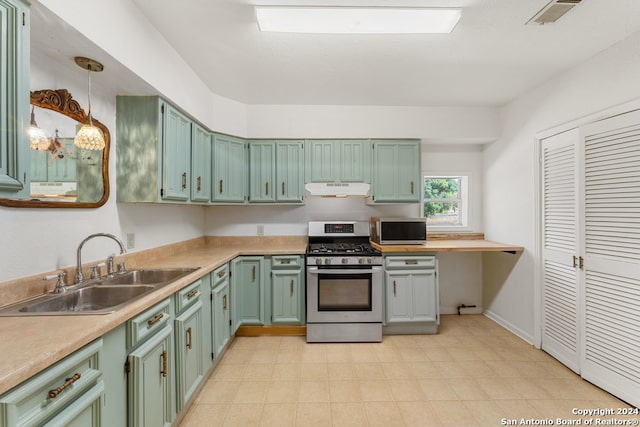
[422,175,470,231]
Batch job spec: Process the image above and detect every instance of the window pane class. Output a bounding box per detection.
[425,201,462,226]
[424,177,460,199]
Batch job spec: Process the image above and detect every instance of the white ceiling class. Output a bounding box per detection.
[128,0,640,107]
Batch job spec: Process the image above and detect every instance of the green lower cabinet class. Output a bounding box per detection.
[128,324,173,427]
[231,256,265,327]
[175,300,205,411]
[212,279,231,358]
[271,269,304,324]
[386,270,437,323]
[0,339,103,427]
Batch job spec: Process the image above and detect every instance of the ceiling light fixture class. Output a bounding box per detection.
[255,6,461,34]
[74,56,105,151]
[28,106,50,150]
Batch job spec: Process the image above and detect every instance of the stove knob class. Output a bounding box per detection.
[358,258,365,264]
[368,258,373,264]
[315,258,322,265]
[324,258,331,265]
[342,258,349,264]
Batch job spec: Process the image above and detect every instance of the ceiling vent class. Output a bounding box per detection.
[527,0,582,25]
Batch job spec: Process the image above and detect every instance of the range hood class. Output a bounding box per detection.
[305,182,370,197]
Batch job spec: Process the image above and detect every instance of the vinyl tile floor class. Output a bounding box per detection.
[179,315,631,426]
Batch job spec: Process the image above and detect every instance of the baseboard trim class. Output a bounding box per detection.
[483,310,535,345]
[235,325,306,336]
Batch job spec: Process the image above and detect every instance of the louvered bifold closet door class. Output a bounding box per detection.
[581,109,640,408]
[540,129,580,372]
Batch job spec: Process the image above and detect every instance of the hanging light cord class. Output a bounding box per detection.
[86,68,93,126]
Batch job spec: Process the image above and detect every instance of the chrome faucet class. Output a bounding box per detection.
[76,233,127,284]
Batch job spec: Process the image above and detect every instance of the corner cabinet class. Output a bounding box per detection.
[384,255,439,334]
[249,140,304,203]
[212,133,247,203]
[116,96,210,204]
[369,140,421,203]
[0,0,30,199]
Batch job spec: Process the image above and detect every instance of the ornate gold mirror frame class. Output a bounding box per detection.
[0,89,110,208]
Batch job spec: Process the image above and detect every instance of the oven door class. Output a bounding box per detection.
[306,266,382,323]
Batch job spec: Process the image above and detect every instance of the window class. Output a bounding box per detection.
[423,176,468,228]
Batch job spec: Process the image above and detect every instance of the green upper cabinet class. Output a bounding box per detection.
[117,96,204,204]
[190,124,211,203]
[212,133,247,203]
[162,104,191,201]
[248,141,275,202]
[0,0,29,199]
[249,140,304,203]
[305,139,370,183]
[276,141,304,202]
[369,140,421,203]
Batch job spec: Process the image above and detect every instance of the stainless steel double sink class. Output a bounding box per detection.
[0,268,199,316]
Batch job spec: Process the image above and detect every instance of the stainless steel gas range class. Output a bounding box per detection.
[306,221,383,343]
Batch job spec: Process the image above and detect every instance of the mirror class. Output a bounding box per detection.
[0,89,110,208]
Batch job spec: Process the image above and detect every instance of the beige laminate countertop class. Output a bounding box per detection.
[0,236,306,395]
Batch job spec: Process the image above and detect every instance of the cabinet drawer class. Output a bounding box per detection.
[175,279,202,314]
[212,264,229,286]
[385,256,436,269]
[272,255,302,269]
[127,298,171,350]
[0,339,103,427]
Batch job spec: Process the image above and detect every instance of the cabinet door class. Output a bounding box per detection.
[371,142,398,202]
[371,141,421,203]
[386,271,437,323]
[249,141,275,202]
[0,0,29,198]
[212,280,231,358]
[128,325,173,427]
[213,134,246,203]
[175,301,204,411]
[162,104,191,201]
[396,142,421,202]
[410,271,437,322]
[305,140,337,182]
[276,141,304,202]
[191,124,211,203]
[339,140,370,183]
[271,269,303,324]
[232,256,264,325]
[386,273,412,323]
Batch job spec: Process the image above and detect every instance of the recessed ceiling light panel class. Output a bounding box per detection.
[255,6,462,34]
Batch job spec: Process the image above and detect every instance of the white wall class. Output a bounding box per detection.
[482,30,640,344]
[0,50,205,283]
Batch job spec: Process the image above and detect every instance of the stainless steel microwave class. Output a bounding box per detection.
[370,217,427,245]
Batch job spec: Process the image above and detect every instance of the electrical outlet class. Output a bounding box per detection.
[257,225,264,236]
[126,233,135,249]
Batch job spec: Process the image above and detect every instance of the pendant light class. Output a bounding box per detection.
[74,56,105,151]
[28,105,50,150]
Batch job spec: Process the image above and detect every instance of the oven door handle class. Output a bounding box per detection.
[307,266,382,275]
